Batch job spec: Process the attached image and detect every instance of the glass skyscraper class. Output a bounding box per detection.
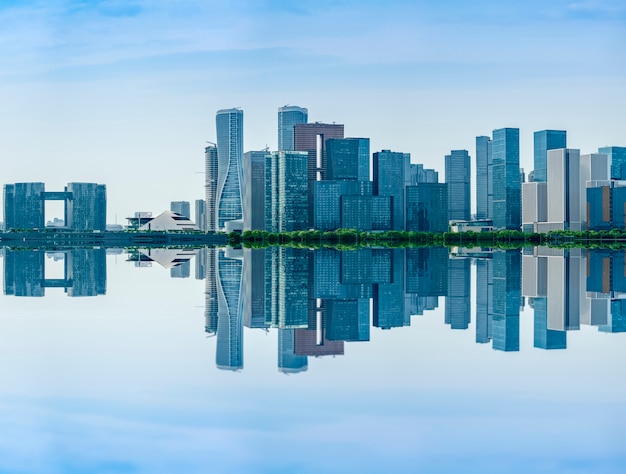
[445,149,471,221]
[598,146,626,180]
[326,138,370,181]
[492,128,521,230]
[204,144,218,232]
[216,108,244,230]
[373,150,406,230]
[534,130,566,183]
[4,182,45,230]
[278,105,308,151]
[475,136,492,220]
[65,182,107,231]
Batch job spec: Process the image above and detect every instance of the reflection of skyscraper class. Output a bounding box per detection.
[373,249,405,329]
[446,257,471,330]
[65,248,106,297]
[170,260,191,278]
[492,250,521,351]
[4,250,45,297]
[195,199,207,232]
[278,105,307,152]
[475,258,492,343]
[242,248,269,329]
[278,329,308,373]
[405,247,448,296]
[204,248,218,334]
[216,108,244,230]
[533,297,566,349]
[215,249,244,370]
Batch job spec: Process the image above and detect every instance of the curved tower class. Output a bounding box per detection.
[216,108,244,230]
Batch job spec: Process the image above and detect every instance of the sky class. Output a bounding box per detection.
[0,0,624,222]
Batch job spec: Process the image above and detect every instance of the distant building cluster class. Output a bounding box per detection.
[201,106,624,234]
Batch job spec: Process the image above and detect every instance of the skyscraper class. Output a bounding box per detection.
[326,138,370,181]
[205,144,218,232]
[475,136,492,220]
[598,146,626,180]
[195,199,207,232]
[534,130,566,183]
[278,105,308,151]
[4,182,45,230]
[65,182,107,231]
[243,150,270,231]
[216,108,244,230]
[373,150,406,230]
[492,128,521,230]
[294,122,344,226]
[445,149,471,222]
[264,151,309,232]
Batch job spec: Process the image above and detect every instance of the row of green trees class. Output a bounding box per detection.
[227,228,626,250]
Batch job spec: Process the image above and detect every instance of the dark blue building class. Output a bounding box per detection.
[445,149,471,222]
[373,150,406,230]
[492,128,521,230]
[405,183,448,232]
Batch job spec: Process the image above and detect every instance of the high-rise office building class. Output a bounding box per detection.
[373,150,406,230]
[278,105,308,151]
[243,150,270,231]
[170,201,190,219]
[475,136,492,220]
[293,122,344,226]
[266,151,309,232]
[405,184,448,232]
[597,146,626,180]
[492,128,521,230]
[534,130,566,183]
[326,138,370,181]
[65,182,106,231]
[205,144,218,232]
[195,199,207,232]
[445,150,471,222]
[216,108,244,230]
[4,182,45,230]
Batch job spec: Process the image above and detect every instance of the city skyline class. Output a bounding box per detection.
[0,1,623,220]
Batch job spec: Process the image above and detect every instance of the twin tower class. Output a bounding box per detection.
[4,182,106,231]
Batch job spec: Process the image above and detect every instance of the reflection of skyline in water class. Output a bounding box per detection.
[204,246,626,373]
[4,246,626,373]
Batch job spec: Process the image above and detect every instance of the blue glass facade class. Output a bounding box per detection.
[492,128,521,230]
[326,138,370,181]
[4,182,45,230]
[445,149,471,221]
[277,106,307,152]
[405,184,448,232]
[491,250,521,351]
[599,146,626,180]
[445,258,471,330]
[475,136,492,220]
[533,297,567,349]
[216,108,244,230]
[314,180,373,231]
[65,183,106,231]
[534,130,566,183]
[373,150,405,230]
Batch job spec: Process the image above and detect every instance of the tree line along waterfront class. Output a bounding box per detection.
[230,228,626,250]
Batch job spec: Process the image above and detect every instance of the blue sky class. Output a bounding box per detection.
[0,0,624,219]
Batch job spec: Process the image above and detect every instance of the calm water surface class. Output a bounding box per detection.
[0,246,624,474]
